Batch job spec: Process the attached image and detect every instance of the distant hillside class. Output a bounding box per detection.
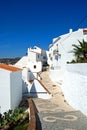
[0,57,21,65]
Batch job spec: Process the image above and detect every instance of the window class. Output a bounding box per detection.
[43,56,46,59]
[55,55,58,60]
[34,65,36,69]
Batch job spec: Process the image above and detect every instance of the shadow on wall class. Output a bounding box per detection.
[22,80,28,94]
[28,71,35,80]
[30,82,38,98]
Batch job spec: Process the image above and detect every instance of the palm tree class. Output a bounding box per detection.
[72,39,87,62]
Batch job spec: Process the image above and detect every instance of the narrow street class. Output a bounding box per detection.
[33,70,87,130]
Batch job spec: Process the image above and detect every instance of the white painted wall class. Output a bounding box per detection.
[15,56,28,68]
[29,79,52,99]
[22,68,29,81]
[28,46,48,64]
[49,29,86,70]
[0,69,22,114]
[28,51,41,62]
[27,46,42,62]
[58,32,83,66]
[22,67,36,94]
[22,78,52,99]
[27,61,42,73]
[0,69,10,114]
[22,68,35,81]
[49,29,87,84]
[66,63,87,75]
[28,46,41,55]
[62,63,87,116]
[50,68,63,83]
[22,62,42,95]
[10,71,22,110]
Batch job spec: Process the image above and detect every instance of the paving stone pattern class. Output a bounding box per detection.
[33,70,87,130]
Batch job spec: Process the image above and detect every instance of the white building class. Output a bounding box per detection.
[15,46,48,81]
[27,46,48,63]
[15,46,48,73]
[49,28,87,82]
[15,46,51,99]
[0,64,22,114]
[49,28,87,116]
[27,46,42,62]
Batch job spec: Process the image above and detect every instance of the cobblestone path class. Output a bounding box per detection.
[33,70,87,130]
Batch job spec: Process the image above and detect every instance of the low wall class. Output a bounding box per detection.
[29,79,52,99]
[62,63,87,116]
[28,98,36,130]
[50,69,63,83]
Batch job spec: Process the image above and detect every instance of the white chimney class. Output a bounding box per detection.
[69,29,73,33]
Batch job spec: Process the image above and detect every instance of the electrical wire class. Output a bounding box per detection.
[59,16,87,52]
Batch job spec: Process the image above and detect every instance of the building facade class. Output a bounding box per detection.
[0,64,22,114]
[49,28,87,82]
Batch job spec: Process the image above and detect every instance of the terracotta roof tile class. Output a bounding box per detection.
[83,29,87,33]
[0,64,22,72]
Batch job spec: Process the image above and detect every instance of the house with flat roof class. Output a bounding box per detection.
[15,46,51,99]
[15,46,48,73]
[0,64,22,114]
[49,28,87,82]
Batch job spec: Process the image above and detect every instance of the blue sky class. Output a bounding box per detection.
[0,0,87,58]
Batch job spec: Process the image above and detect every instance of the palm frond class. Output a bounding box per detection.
[71,39,87,62]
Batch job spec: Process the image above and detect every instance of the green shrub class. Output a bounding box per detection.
[0,107,24,129]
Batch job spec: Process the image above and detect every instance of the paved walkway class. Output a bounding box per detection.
[33,70,87,130]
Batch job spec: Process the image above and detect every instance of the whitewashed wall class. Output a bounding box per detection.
[22,79,52,99]
[28,47,41,56]
[0,69,22,114]
[15,56,28,68]
[22,66,40,95]
[22,68,35,81]
[62,63,87,116]
[27,61,42,72]
[29,79,52,99]
[49,29,85,69]
[50,68,63,83]
[57,29,84,66]
[0,69,11,114]
[28,46,42,62]
[10,71,22,110]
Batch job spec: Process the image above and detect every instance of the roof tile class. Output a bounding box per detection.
[0,64,22,72]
